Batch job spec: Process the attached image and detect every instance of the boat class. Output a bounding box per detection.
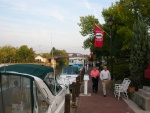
[0,64,66,113]
[69,57,86,70]
[57,66,79,91]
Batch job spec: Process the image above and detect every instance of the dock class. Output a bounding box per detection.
[75,80,135,113]
[69,67,150,113]
[71,67,135,113]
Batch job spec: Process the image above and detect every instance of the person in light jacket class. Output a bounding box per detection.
[100,66,111,97]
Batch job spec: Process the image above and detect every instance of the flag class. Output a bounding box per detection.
[90,51,94,58]
[94,24,105,48]
[89,51,94,61]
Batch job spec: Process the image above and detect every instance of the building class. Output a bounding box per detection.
[35,55,47,63]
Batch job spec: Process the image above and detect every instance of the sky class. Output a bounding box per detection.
[0,0,117,55]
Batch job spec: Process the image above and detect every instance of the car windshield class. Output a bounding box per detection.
[62,66,79,75]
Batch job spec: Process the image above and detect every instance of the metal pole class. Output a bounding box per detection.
[110,25,113,80]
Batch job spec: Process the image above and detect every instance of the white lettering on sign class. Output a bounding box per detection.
[96,33,103,39]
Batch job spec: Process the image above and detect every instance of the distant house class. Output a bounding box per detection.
[35,55,47,63]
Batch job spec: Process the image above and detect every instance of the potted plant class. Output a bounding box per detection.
[128,84,135,93]
[128,77,135,93]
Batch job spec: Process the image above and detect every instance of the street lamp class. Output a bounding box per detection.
[108,16,114,80]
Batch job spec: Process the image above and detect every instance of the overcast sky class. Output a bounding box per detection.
[0,0,117,55]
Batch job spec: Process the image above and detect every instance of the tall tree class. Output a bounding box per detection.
[50,47,68,66]
[77,0,150,80]
[130,15,150,89]
[102,0,150,53]
[78,15,99,49]
[0,45,16,63]
[16,45,35,63]
[42,53,51,59]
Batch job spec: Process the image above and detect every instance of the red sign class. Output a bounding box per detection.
[94,24,104,48]
[145,61,150,79]
[145,70,150,79]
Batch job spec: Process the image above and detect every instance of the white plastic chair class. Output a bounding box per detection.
[114,78,131,100]
[114,78,129,92]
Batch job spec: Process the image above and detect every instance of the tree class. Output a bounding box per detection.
[78,0,150,81]
[50,47,68,66]
[102,0,150,56]
[78,15,99,37]
[78,15,100,49]
[102,1,134,55]
[16,45,35,63]
[42,53,51,59]
[100,0,150,80]
[130,15,150,90]
[78,15,110,61]
[0,45,17,63]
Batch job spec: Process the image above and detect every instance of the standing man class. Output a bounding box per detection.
[100,66,111,97]
[90,66,100,93]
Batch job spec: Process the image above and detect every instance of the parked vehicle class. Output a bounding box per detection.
[72,64,83,71]
[69,57,86,67]
[57,66,79,91]
[0,64,66,113]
